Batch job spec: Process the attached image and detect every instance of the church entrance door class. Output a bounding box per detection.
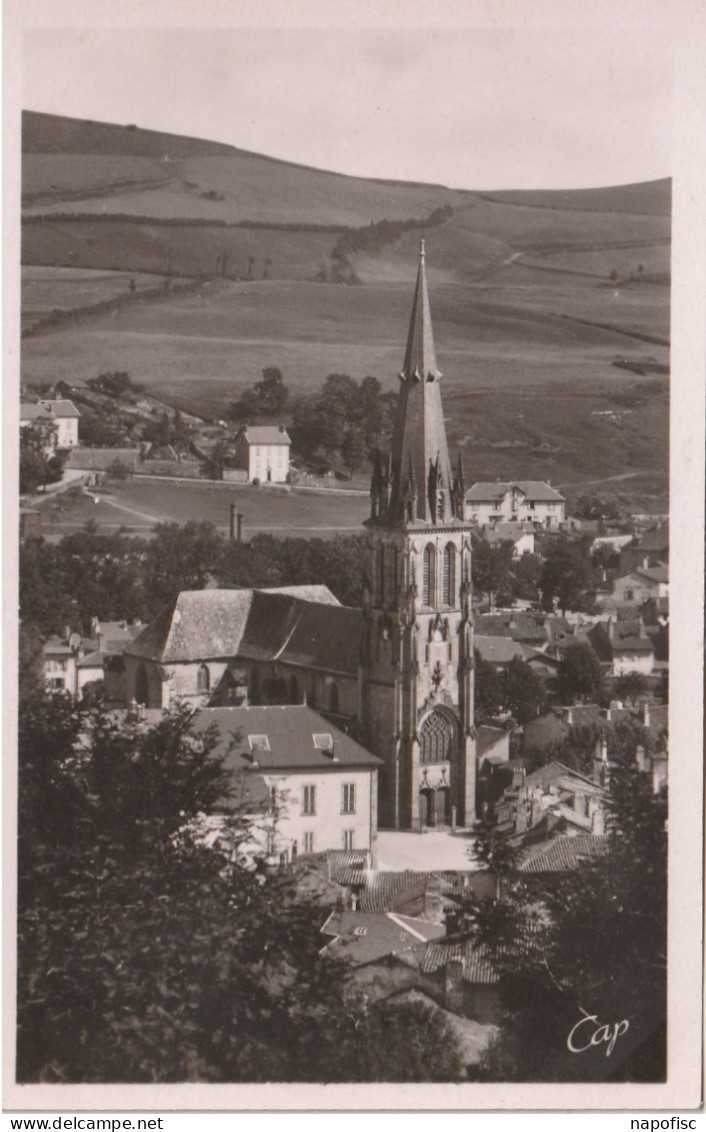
[419,788,433,828]
[435,787,450,827]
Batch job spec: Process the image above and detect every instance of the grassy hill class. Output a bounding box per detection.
[20,110,670,512]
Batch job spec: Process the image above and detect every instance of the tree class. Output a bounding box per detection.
[341,427,368,477]
[501,657,546,724]
[472,540,514,609]
[539,538,593,613]
[20,422,67,495]
[105,458,132,483]
[229,368,289,423]
[17,693,465,1083]
[574,494,623,522]
[87,372,137,399]
[613,672,649,706]
[143,521,224,609]
[557,642,604,704]
[474,652,503,720]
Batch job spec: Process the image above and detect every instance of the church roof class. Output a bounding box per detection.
[124,585,341,664]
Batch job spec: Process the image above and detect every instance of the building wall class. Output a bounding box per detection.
[44,653,77,697]
[612,574,667,602]
[611,650,654,676]
[234,436,289,483]
[53,417,79,448]
[465,494,564,528]
[264,766,378,860]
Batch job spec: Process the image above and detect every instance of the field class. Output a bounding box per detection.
[19,111,671,516]
[37,479,371,541]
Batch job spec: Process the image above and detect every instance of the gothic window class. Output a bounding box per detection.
[329,682,339,712]
[197,663,210,693]
[422,544,436,607]
[135,662,149,706]
[377,544,385,604]
[442,543,456,606]
[420,709,455,765]
[385,545,397,603]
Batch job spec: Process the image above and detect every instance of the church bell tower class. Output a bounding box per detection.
[361,240,476,830]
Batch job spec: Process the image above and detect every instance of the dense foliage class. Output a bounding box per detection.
[20,423,68,495]
[464,757,667,1081]
[19,522,369,637]
[17,692,467,1083]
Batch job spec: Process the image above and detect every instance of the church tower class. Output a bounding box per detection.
[361,240,476,830]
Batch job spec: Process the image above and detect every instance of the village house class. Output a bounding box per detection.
[44,620,144,701]
[233,424,291,483]
[619,523,669,574]
[463,480,565,528]
[21,399,81,451]
[187,704,382,864]
[609,565,668,605]
[476,521,536,558]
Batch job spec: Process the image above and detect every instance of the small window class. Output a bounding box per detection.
[342,783,356,814]
[343,830,355,850]
[353,926,367,937]
[248,734,271,751]
[313,733,333,750]
[303,831,314,854]
[302,784,316,815]
[197,663,210,693]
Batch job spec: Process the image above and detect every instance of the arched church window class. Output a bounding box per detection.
[377,545,385,604]
[135,662,149,706]
[385,546,397,603]
[442,543,456,606]
[197,663,210,693]
[329,682,339,712]
[422,544,436,606]
[420,710,455,765]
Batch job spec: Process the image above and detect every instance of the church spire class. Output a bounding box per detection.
[400,238,442,383]
[385,240,454,525]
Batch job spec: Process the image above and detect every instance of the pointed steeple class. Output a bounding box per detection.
[385,241,454,525]
[400,238,442,383]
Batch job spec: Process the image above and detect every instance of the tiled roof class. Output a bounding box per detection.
[125,586,343,665]
[635,565,668,584]
[633,524,669,552]
[474,613,549,642]
[276,603,362,677]
[518,834,609,873]
[320,909,444,965]
[474,636,526,665]
[466,480,565,503]
[20,402,52,422]
[482,523,534,546]
[67,448,142,471]
[41,399,81,419]
[237,426,291,445]
[477,725,509,759]
[358,871,429,913]
[421,940,500,985]
[191,705,383,771]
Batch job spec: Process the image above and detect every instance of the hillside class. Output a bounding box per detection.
[20,111,670,511]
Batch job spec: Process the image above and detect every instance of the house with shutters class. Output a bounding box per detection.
[463,480,565,528]
[233,424,291,482]
[186,705,382,864]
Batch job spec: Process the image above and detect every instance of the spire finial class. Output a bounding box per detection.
[419,236,426,261]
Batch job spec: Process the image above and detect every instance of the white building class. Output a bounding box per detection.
[233,424,291,483]
[464,481,565,528]
[185,705,382,865]
[20,399,81,451]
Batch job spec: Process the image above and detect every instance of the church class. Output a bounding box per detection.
[123,241,477,830]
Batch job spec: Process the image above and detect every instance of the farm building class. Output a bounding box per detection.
[233,424,291,483]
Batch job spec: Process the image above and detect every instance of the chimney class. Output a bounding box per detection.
[444,956,465,1015]
[604,707,612,722]
[237,512,244,541]
[566,707,574,725]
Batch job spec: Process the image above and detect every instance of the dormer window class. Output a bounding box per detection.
[313,733,333,750]
[248,734,271,752]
